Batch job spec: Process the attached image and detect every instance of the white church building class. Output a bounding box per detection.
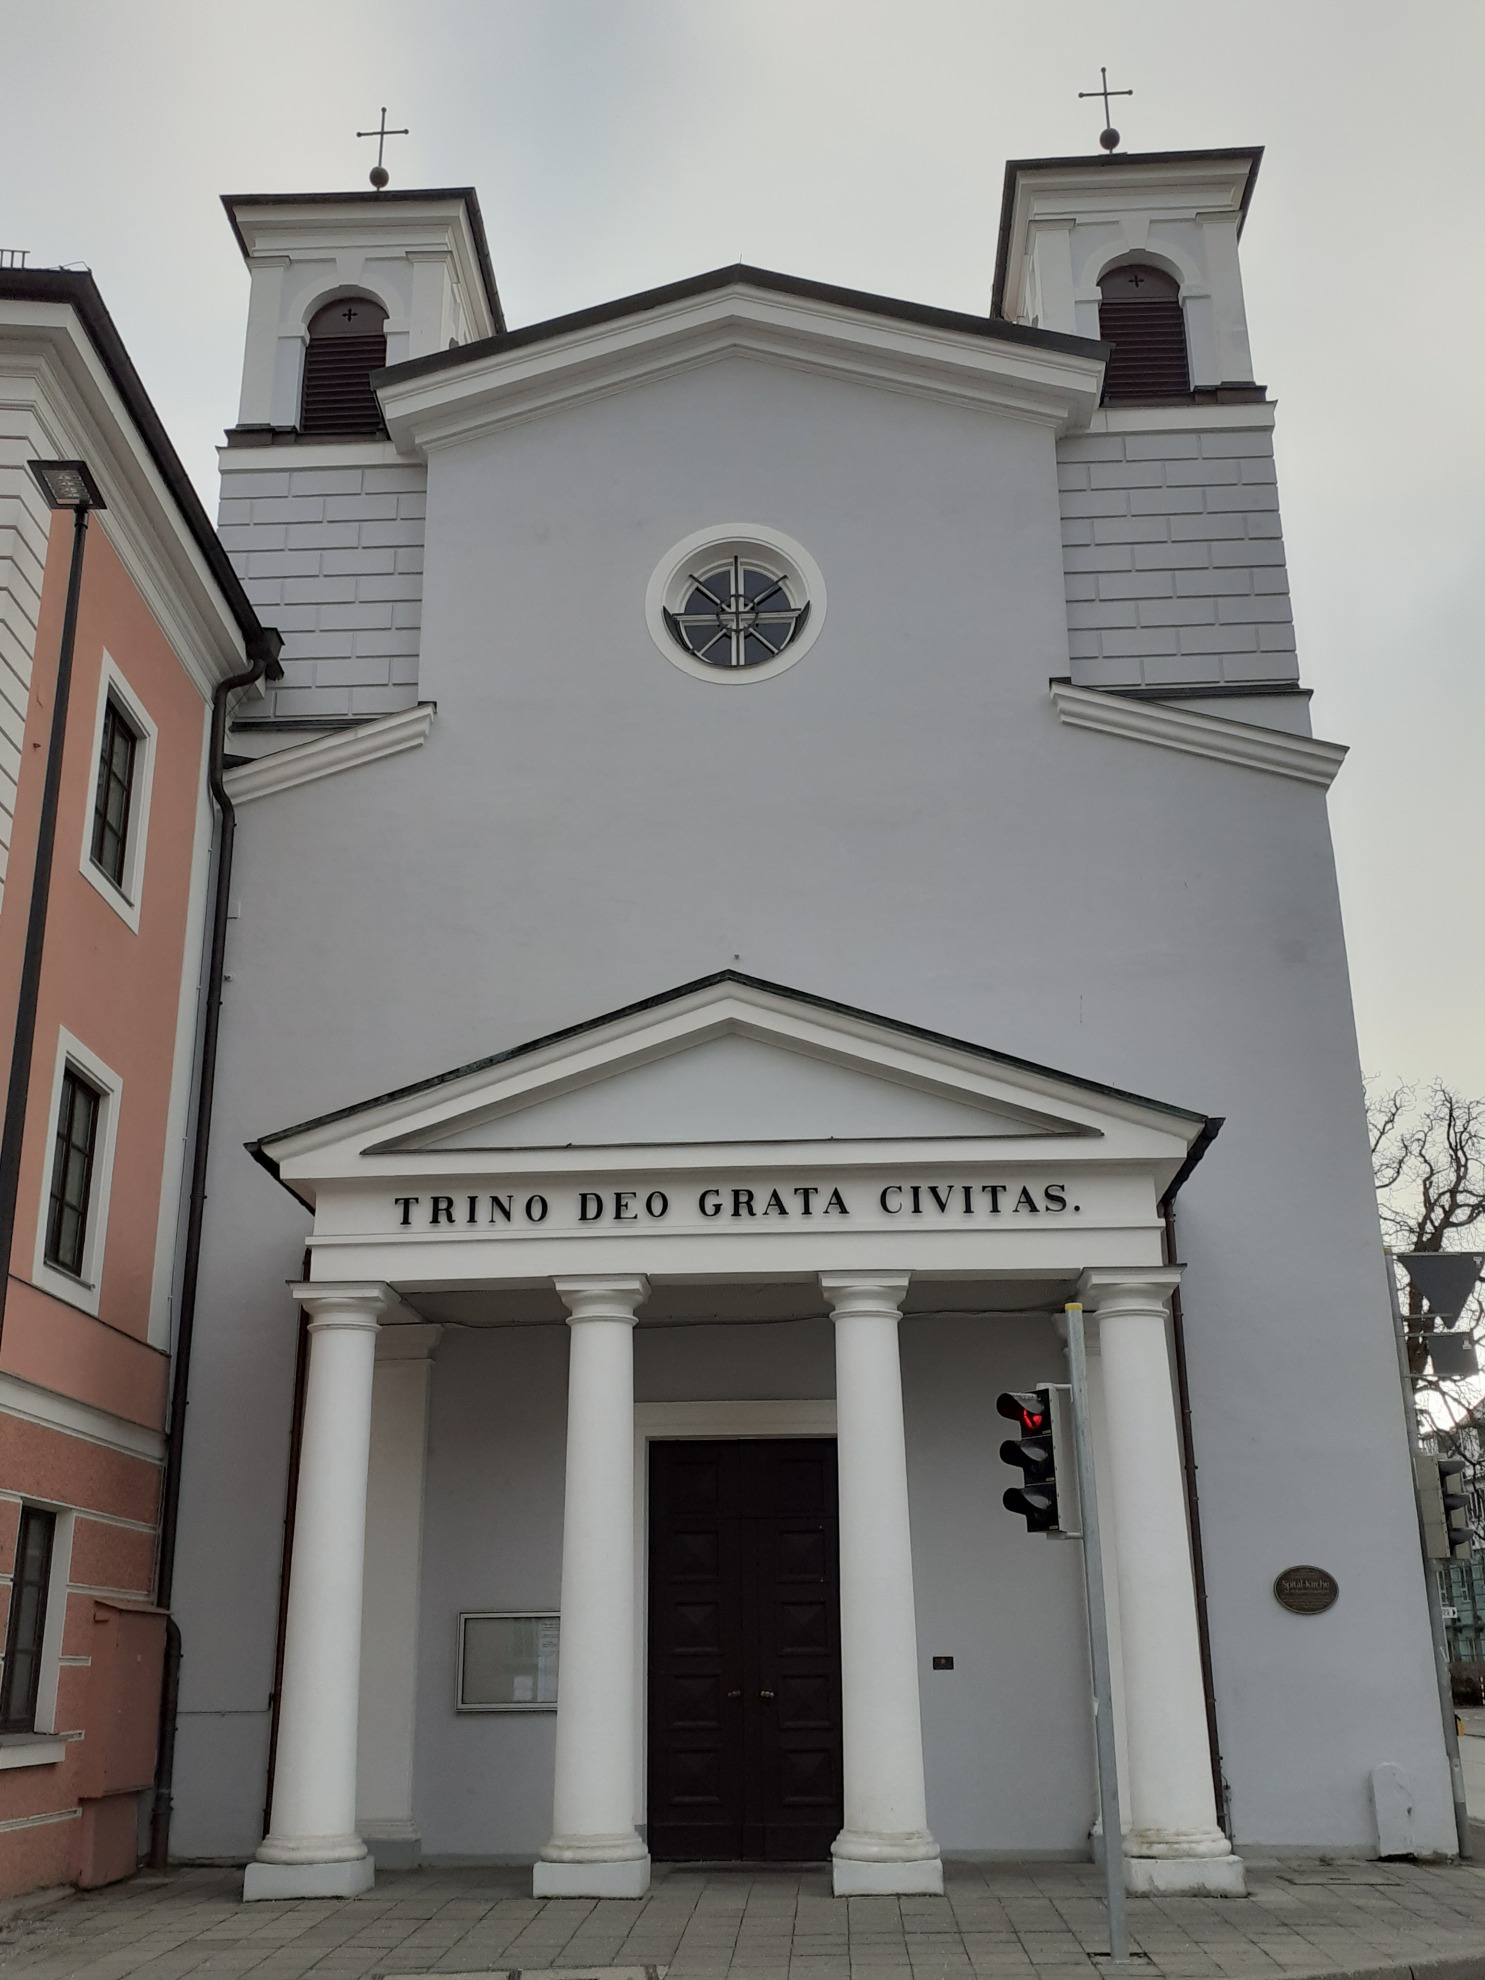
[169,145,1456,1900]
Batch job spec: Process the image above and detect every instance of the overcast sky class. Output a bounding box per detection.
[5,0,1481,1098]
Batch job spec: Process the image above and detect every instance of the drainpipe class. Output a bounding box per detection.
[1158,1118,1230,1835]
[0,474,103,1349]
[149,629,281,1871]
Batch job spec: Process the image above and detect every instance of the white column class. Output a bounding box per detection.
[1080,1323,1131,1838]
[1081,1269,1245,1896]
[245,1283,392,1901]
[821,1273,942,1896]
[355,1323,441,1867]
[535,1276,650,1898]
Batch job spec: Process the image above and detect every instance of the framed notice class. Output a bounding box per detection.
[458,1612,559,1711]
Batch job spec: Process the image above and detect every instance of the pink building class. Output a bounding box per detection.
[0,270,277,1894]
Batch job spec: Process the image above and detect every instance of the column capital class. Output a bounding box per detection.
[553,1275,649,1325]
[1077,1267,1183,1316]
[820,1273,911,1318]
[290,1282,398,1330]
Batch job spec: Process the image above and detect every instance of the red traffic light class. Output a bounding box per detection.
[996,1390,1049,1437]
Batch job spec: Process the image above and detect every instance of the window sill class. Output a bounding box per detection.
[0,1735,67,1770]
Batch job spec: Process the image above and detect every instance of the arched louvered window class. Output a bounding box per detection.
[1097,264,1190,402]
[299,297,388,436]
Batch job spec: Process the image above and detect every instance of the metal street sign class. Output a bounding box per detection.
[1398,1253,1485,1325]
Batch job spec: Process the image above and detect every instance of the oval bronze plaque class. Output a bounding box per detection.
[1273,1565,1339,1615]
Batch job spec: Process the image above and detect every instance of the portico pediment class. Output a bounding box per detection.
[253,975,1210,1288]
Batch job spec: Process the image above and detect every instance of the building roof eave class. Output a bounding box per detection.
[990,145,1264,323]
[373,265,1109,453]
[0,268,275,676]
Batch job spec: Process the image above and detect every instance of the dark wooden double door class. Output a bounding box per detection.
[647,1439,843,1861]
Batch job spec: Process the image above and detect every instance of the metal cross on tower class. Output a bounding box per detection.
[1078,67,1132,155]
[357,107,409,190]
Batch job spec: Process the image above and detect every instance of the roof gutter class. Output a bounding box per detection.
[150,625,282,1869]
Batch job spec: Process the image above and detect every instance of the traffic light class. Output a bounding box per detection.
[997,1388,1061,1534]
[1416,1451,1473,1561]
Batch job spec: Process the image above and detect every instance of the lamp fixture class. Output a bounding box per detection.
[28,459,105,512]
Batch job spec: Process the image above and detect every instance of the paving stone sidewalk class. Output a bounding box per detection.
[4,1859,1485,1980]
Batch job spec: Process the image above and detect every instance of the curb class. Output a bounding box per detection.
[1305,1956,1485,1980]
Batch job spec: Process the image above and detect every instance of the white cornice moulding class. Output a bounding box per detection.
[1050,682,1346,787]
[1084,402,1276,435]
[378,284,1107,453]
[224,702,435,805]
[0,1370,164,1464]
[218,438,416,473]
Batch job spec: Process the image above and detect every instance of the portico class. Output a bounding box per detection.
[242,974,1242,1902]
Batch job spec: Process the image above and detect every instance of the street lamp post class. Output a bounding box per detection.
[0,461,106,1348]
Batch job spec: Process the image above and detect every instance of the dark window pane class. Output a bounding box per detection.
[90,698,138,890]
[45,1070,102,1279]
[0,1507,55,1733]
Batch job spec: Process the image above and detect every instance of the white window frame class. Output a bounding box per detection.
[32,1031,123,1318]
[0,1499,73,1763]
[456,1610,560,1713]
[79,652,157,933]
[645,524,827,685]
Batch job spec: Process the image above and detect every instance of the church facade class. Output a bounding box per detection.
[169,147,1455,1899]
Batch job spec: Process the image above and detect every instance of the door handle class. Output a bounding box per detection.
[759,1688,776,1700]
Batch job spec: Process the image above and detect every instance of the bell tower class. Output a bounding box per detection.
[217,189,502,732]
[993,149,1301,710]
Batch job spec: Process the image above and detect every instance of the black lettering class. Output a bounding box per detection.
[395,1195,419,1226]
[467,1195,479,1225]
[614,1191,637,1222]
[928,1184,953,1213]
[430,1195,455,1225]
[489,1194,513,1223]
[880,1185,903,1214]
[910,1185,923,1214]
[578,1192,604,1222]
[982,1184,1006,1214]
[525,1194,549,1223]
[793,1186,819,1215]
[700,1189,722,1218]
[824,1188,849,1216]
[645,1191,669,1219]
[963,1185,975,1214]
[1014,1186,1039,1214]
[732,1188,756,1217]
[762,1189,788,1216]
[1043,1183,1068,1213]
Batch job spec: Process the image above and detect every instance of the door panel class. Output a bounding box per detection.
[648,1439,842,1861]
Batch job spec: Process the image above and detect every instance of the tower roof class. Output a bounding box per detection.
[222,187,504,334]
[991,146,1263,322]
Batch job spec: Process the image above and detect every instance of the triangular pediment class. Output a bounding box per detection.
[375,266,1106,454]
[253,973,1207,1197]
[410,1032,1049,1151]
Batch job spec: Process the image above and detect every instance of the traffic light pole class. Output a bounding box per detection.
[1064,1302,1130,1965]
[1384,1253,1471,1857]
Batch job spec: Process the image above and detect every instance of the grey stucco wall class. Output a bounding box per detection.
[1058,427,1297,690]
[171,351,1449,1863]
[218,455,426,721]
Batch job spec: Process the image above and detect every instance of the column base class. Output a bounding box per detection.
[831,1832,943,1896]
[243,1854,375,1901]
[1125,1852,1247,1896]
[362,1819,421,1870]
[533,1852,651,1898]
